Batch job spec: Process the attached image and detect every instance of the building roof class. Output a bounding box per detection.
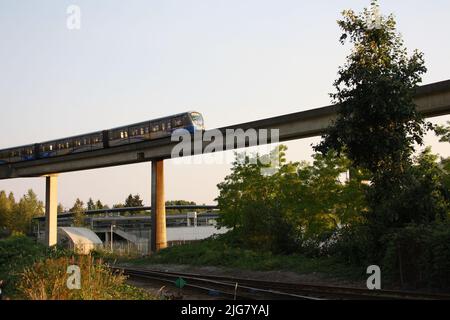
[58,227,103,245]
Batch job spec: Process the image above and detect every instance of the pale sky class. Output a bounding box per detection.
[0,0,449,209]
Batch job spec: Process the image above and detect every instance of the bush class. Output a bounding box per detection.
[0,235,154,300]
[324,225,374,266]
[382,222,450,289]
[0,235,53,297]
[18,255,154,300]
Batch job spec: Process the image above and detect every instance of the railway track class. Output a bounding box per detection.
[113,266,450,300]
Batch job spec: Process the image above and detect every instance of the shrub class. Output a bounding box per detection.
[382,222,450,289]
[18,255,154,300]
[324,225,374,266]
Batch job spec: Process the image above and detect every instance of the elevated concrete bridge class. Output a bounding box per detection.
[2,79,450,252]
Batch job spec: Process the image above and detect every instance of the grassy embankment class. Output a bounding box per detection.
[123,234,366,282]
[0,235,155,300]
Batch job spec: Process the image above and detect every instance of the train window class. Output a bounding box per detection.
[152,123,159,132]
[145,127,149,134]
[173,117,183,127]
[49,145,53,151]
[167,122,172,130]
[120,131,124,139]
[140,127,145,135]
[161,122,165,131]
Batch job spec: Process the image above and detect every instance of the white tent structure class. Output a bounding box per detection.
[58,227,103,254]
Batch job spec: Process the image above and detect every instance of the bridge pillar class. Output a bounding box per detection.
[151,160,167,252]
[44,175,58,247]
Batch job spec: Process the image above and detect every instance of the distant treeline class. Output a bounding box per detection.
[0,190,203,236]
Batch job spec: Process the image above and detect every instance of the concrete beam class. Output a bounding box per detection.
[44,175,58,247]
[1,79,450,179]
[151,160,167,252]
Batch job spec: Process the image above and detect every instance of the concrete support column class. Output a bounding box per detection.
[45,175,58,247]
[151,160,167,252]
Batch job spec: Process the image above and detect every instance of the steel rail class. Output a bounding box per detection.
[117,266,450,300]
[114,267,322,300]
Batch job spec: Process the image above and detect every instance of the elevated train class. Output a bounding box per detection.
[0,111,204,164]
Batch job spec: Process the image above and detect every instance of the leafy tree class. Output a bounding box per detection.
[0,191,14,231]
[87,198,96,211]
[313,2,432,246]
[1,190,45,235]
[70,198,86,227]
[165,200,196,214]
[12,190,44,234]
[124,194,144,208]
[435,121,450,143]
[216,146,367,254]
[435,123,450,190]
[95,200,105,210]
[57,203,65,214]
[86,198,106,211]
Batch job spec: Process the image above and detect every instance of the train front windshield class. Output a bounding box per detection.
[190,112,204,128]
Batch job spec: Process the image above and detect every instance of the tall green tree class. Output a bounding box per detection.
[70,198,86,227]
[57,203,65,214]
[0,191,14,231]
[313,1,431,240]
[12,190,44,234]
[87,198,96,211]
[124,194,144,207]
[95,200,106,210]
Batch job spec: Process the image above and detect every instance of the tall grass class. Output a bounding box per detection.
[18,255,154,300]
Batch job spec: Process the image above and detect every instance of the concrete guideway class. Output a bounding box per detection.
[0,79,449,180]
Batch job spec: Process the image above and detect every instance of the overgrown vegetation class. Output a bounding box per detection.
[130,234,364,281]
[0,235,154,300]
[217,147,368,255]
[0,235,65,297]
[19,255,153,300]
